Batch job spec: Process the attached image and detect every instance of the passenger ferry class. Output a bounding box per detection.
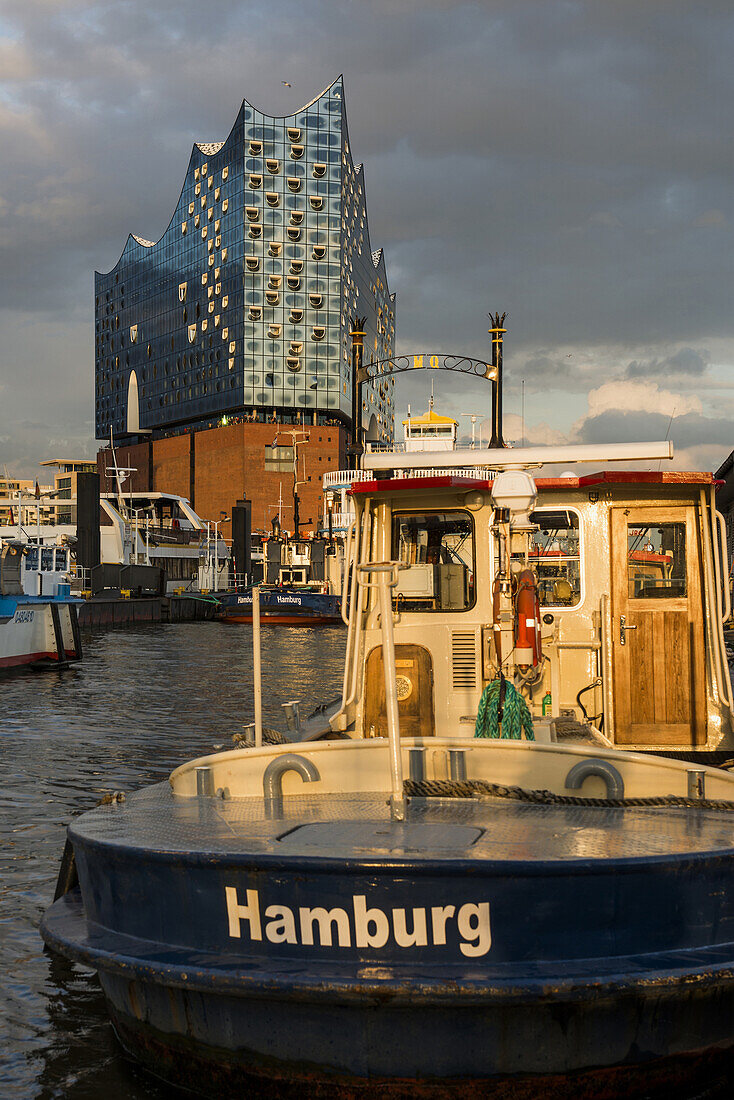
[1,485,230,596]
[43,430,734,1096]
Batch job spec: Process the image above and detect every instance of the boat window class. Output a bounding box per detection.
[528,509,581,607]
[627,522,686,598]
[391,511,474,612]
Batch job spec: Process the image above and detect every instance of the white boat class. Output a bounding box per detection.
[0,540,81,671]
[97,490,230,594]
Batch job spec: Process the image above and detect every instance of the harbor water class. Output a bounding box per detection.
[3,624,732,1099]
[0,623,345,1098]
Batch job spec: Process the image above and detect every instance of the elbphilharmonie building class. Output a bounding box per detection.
[95,77,395,444]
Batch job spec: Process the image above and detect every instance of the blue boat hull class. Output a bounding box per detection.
[41,784,734,1097]
[44,888,734,1098]
[217,588,342,624]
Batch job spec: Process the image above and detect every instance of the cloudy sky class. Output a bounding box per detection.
[1,0,733,480]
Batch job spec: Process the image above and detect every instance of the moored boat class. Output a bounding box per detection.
[42,431,734,1096]
[0,540,82,671]
[217,586,342,624]
[217,526,344,625]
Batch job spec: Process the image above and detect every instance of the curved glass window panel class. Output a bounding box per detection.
[627,522,686,599]
[528,509,581,607]
[391,512,475,612]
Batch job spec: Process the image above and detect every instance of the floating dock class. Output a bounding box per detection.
[77,594,218,628]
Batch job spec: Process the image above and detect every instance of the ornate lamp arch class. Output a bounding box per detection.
[348,314,506,468]
[357,352,497,385]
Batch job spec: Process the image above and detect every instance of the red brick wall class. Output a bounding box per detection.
[194,422,347,538]
[194,424,247,533]
[152,435,190,500]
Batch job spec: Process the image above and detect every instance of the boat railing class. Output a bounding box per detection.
[328,510,352,530]
[144,525,196,545]
[323,469,373,489]
[69,566,91,595]
[323,466,494,490]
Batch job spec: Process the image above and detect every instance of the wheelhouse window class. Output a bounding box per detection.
[529,509,581,607]
[391,511,474,612]
[627,522,686,598]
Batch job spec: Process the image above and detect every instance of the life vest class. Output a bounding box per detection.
[514,569,542,671]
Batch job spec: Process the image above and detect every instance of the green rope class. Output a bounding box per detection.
[474,676,535,741]
[172,593,222,605]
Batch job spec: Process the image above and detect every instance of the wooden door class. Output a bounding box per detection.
[611,507,706,746]
[363,644,435,738]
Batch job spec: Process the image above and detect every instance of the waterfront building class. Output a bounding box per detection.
[94,75,395,441]
[94,77,394,535]
[39,460,98,524]
[0,475,54,527]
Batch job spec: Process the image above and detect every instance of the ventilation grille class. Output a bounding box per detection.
[451,633,477,689]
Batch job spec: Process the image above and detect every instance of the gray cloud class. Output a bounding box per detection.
[578,409,732,451]
[1,1,734,476]
[625,347,710,379]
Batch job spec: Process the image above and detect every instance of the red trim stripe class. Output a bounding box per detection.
[0,649,77,669]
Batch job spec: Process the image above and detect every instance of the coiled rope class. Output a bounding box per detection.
[475,675,535,741]
[403,776,734,811]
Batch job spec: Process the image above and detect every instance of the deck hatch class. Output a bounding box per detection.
[277,822,483,853]
[451,632,477,688]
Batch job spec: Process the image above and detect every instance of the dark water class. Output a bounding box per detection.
[0,622,345,1099]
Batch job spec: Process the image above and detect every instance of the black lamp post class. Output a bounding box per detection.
[349,316,367,470]
[488,311,507,449]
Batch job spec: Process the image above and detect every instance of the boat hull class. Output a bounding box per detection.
[0,596,80,670]
[103,972,734,1099]
[44,886,734,1100]
[217,588,342,625]
[41,780,734,1098]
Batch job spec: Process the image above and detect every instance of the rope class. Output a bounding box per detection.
[232,727,289,747]
[403,777,734,811]
[173,593,221,605]
[475,675,535,741]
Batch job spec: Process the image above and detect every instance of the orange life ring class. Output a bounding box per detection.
[515,569,542,671]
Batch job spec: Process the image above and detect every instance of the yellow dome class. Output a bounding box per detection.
[402,408,457,427]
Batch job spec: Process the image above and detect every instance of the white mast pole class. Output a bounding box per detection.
[252,585,262,747]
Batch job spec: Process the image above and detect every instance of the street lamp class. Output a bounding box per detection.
[488,311,507,449]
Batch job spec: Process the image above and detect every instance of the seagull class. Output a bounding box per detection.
[281,81,291,87]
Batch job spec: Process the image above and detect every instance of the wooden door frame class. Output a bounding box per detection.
[610,505,706,746]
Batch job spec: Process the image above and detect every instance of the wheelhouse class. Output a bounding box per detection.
[332,466,733,757]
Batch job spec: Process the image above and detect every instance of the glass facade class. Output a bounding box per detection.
[94,77,395,442]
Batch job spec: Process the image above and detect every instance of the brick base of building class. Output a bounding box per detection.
[98,422,349,539]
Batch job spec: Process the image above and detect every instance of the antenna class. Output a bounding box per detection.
[521,379,525,448]
[461,413,480,450]
[105,428,136,521]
